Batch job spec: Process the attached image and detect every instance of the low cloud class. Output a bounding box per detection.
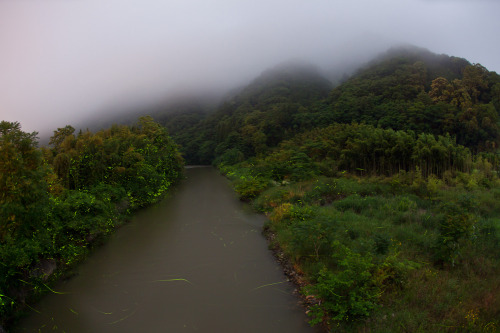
[1,0,499,136]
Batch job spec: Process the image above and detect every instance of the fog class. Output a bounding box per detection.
[1,0,500,137]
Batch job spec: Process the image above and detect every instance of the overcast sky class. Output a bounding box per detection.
[1,0,500,137]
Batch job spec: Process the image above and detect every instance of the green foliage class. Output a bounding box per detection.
[224,156,500,330]
[289,213,334,261]
[373,234,391,255]
[233,175,269,200]
[326,47,500,152]
[208,48,500,331]
[234,122,480,182]
[214,148,245,166]
[0,118,183,329]
[0,121,50,241]
[302,178,336,205]
[47,116,183,207]
[306,242,380,324]
[159,62,332,164]
[395,196,418,212]
[436,195,479,266]
[333,194,385,215]
[0,121,52,319]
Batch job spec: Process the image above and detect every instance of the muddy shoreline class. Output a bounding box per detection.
[262,225,329,332]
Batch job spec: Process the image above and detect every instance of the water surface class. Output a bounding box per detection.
[18,167,316,332]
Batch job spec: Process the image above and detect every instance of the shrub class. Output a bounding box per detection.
[395,196,417,212]
[303,178,336,205]
[373,234,391,255]
[233,176,269,200]
[306,242,380,324]
[333,194,385,216]
[290,216,333,261]
[214,148,245,166]
[435,195,479,266]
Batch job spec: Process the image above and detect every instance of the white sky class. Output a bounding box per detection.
[1,0,499,136]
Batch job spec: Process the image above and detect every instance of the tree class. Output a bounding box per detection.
[49,125,75,153]
[462,64,489,103]
[429,77,453,103]
[0,121,50,282]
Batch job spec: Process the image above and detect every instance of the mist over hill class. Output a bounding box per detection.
[140,46,498,165]
[40,45,500,164]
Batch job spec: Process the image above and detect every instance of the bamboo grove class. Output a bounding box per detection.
[257,123,492,181]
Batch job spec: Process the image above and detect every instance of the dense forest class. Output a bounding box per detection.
[0,117,183,329]
[2,46,500,331]
[157,48,499,167]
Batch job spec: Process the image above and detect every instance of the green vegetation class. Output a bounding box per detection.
[158,61,333,164]
[221,158,500,331]
[3,46,500,332]
[159,47,500,168]
[325,48,500,152]
[0,117,183,329]
[206,47,500,331]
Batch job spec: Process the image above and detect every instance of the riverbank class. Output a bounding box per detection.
[0,118,184,331]
[5,184,183,331]
[263,226,329,332]
[16,167,315,333]
[219,163,500,331]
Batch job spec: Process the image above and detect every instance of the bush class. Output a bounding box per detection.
[214,148,245,166]
[373,234,391,255]
[435,195,479,266]
[333,194,385,216]
[290,215,333,261]
[306,242,380,324]
[233,176,269,200]
[302,178,336,205]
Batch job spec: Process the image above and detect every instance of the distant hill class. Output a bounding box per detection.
[325,45,500,151]
[75,92,220,136]
[163,47,499,164]
[76,46,500,164]
[161,61,333,164]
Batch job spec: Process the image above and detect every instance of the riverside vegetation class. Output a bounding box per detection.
[219,128,500,331]
[2,46,500,332]
[0,117,183,330]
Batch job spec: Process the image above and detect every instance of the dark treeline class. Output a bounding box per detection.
[0,117,183,329]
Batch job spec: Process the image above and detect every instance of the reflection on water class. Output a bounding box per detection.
[18,167,316,332]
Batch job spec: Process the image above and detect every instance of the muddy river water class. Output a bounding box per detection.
[18,167,316,332]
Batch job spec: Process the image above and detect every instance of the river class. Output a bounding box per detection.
[17,167,317,332]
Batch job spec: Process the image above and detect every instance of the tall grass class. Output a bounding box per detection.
[249,173,500,331]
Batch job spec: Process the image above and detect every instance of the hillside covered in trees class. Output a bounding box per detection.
[157,46,500,331]
[159,47,500,167]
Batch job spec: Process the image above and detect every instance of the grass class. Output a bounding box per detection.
[230,171,500,331]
